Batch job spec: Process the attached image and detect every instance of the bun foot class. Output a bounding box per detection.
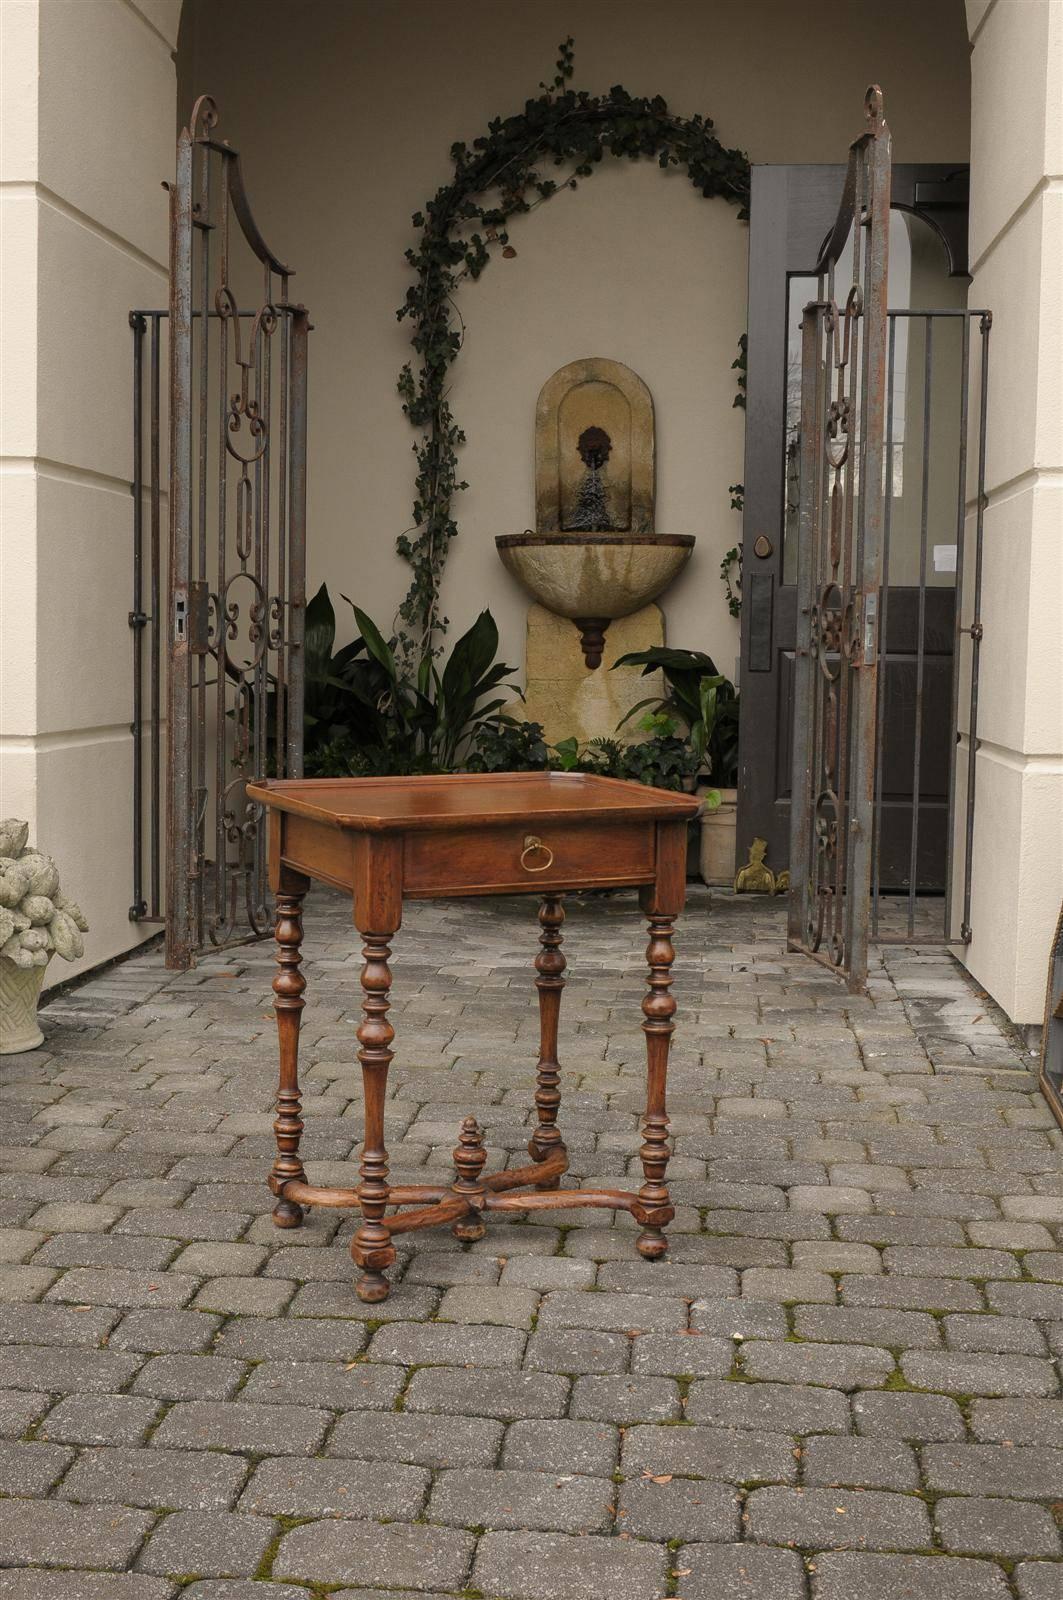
[271,1197,304,1229]
[355,1270,391,1303]
[452,1215,486,1242]
[636,1228,668,1260]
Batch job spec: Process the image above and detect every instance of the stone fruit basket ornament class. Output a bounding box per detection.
[0,819,88,1054]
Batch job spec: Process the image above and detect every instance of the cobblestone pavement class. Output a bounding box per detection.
[2,886,1061,1600]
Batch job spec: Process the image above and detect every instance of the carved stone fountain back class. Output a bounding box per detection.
[497,357,696,746]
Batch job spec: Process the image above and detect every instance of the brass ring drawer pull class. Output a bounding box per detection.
[520,835,554,873]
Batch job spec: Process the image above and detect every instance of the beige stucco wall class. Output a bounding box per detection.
[0,0,179,985]
[178,0,970,697]
[961,0,1063,1023]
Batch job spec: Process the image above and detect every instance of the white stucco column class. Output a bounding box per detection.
[0,0,179,983]
[962,0,1063,1023]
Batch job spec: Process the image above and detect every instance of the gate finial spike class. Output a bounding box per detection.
[864,85,886,128]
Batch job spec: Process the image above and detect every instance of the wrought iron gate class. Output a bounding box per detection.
[787,89,892,988]
[130,97,308,969]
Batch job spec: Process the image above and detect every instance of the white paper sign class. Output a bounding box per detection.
[933,544,957,573]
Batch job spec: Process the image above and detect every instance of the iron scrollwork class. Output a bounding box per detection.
[787,88,892,991]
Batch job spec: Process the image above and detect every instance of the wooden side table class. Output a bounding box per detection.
[247,772,700,1303]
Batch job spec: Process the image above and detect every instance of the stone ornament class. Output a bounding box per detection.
[496,358,694,669]
[0,818,89,1054]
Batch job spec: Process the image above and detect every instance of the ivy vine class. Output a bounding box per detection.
[395,37,751,669]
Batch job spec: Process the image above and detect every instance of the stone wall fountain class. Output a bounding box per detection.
[496,358,694,743]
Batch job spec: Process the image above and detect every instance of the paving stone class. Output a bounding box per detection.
[169,1241,268,1276]
[618,1474,741,1541]
[795,1304,941,1349]
[622,1421,798,1485]
[790,1184,873,1214]
[524,1326,630,1374]
[327,1407,503,1467]
[744,1484,931,1551]
[0,1263,58,1299]
[152,1398,330,1455]
[792,1242,884,1275]
[690,1296,789,1340]
[38,1393,161,1446]
[502,1417,619,1475]
[137,1509,275,1578]
[934,1495,1060,1557]
[687,1379,851,1434]
[435,1282,541,1327]
[0,1439,74,1494]
[31,1232,176,1272]
[811,1551,1011,1598]
[986,1281,1063,1318]
[852,1389,967,1440]
[2,1344,144,1395]
[275,1518,474,1591]
[900,1349,1058,1396]
[0,1387,51,1437]
[571,1372,681,1421]
[108,1308,221,1353]
[595,1261,740,1297]
[0,1302,119,1347]
[472,1528,668,1600]
[944,1313,1047,1355]
[58,1444,248,1510]
[800,1434,920,1490]
[0,1575,176,1600]
[403,1365,569,1419]
[366,1318,525,1366]
[0,1499,155,1571]
[741,1340,894,1390]
[537,1287,687,1332]
[674,1542,808,1600]
[45,1267,200,1309]
[128,1352,245,1400]
[1014,1565,1063,1599]
[968,1397,1063,1447]
[240,1357,403,1410]
[742,1268,836,1303]
[882,1247,1022,1280]
[114,1207,250,1242]
[190,1275,294,1316]
[430,1464,613,1532]
[631,1330,734,1377]
[967,1221,1058,1251]
[240,1454,428,1519]
[842,1274,984,1312]
[922,1442,1063,1499]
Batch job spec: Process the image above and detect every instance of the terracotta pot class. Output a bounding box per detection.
[698,786,738,887]
[0,957,48,1054]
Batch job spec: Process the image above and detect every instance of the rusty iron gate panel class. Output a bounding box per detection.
[787,89,892,989]
[130,97,308,968]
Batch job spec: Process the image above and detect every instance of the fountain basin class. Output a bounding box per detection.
[495,534,695,621]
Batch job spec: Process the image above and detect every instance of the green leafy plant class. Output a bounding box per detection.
[302,586,520,776]
[547,731,697,791]
[395,38,751,666]
[613,646,739,785]
[467,717,550,773]
[720,542,742,618]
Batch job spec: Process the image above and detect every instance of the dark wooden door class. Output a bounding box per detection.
[738,163,969,890]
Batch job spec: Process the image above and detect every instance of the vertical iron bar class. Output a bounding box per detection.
[788,301,827,951]
[942,312,972,943]
[275,286,290,775]
[149,315,162,921]
[845,99,891,992]
[907,317,933,939]
[286,308,309,776]
[962,313,991,944]
[194,144,211,953]
[213,156,231,938]
[129,314,145,922]
[871,313,897,941]
[166,129,194,968]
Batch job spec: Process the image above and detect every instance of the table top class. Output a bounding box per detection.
[248,772,701,833]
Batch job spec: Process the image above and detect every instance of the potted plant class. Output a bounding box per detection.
[0,820,89,1053]
[612,647,740,885]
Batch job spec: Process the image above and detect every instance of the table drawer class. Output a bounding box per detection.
[403,820,656,897]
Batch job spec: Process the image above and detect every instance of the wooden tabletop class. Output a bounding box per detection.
[248,772,701,833]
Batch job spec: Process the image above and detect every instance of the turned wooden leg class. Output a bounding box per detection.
[451,1115,488,1241]
[350,930,397,1302]
[636,911,677,1259]
[269,887,309,1228]
[528,895,566,1188]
